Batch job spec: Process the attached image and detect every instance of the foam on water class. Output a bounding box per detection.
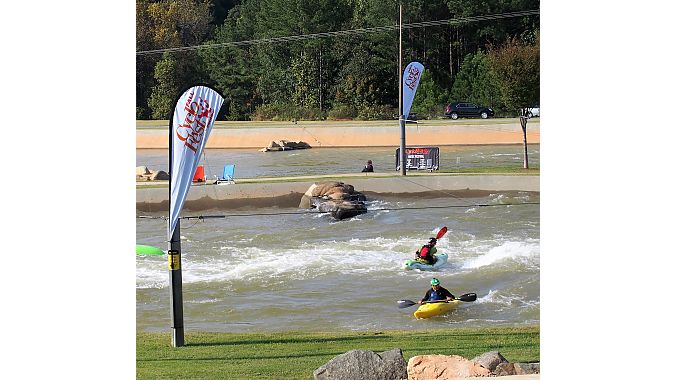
[461,240,539,270]
[136,237,421,289]
[136,235,539,290]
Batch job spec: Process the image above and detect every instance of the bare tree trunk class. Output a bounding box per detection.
[519,112,529,169]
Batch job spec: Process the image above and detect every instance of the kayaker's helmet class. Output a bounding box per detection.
[430,278,440,286]
[428,237,437,245]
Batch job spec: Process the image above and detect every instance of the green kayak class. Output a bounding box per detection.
[136,244,164,256]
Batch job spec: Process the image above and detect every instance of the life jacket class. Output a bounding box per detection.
[429,289,444,301]
[417,244,433,260]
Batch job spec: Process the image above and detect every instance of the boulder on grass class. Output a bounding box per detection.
[407,355,491,380]
[514,362,540,375]
[494,362,516,376]
[472,351,508,372]
[313,349,407,380]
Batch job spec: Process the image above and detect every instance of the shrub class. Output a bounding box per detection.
[136,106,149,120]
[326,104,358,120]
[356,105,397,120]
[252,103,325,121]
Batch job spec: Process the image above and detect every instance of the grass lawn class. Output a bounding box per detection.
[136,117,539,129]
[136,167,539,189]
[137,326,539,379]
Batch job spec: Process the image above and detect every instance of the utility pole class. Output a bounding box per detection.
[520,109,529,169]
[398,3,406,176]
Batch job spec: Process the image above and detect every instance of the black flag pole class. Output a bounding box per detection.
[168,222,184,347]
[168,105,185,348]
[398,3,406,176]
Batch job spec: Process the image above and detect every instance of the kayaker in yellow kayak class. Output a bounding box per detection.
[417,278,455,304]
[414,237,439,265]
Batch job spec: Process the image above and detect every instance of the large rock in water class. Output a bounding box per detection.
[260,139,312,152]
[299,182,367,220]
[313,348,407,380]
[407,355,491,380]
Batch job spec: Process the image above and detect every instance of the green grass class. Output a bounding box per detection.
[137,326,539,379]
[438,166,540,174]
[136,117,539,129]
[136,168,539,189]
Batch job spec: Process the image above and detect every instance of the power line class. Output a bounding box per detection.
[136,9,539,56]
[136,201,540,220]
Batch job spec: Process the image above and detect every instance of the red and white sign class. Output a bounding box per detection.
[402,61,424,119]
[169,86,224,239]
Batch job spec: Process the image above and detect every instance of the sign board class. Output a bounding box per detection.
[168,250,181,270]
[395,147,440,171]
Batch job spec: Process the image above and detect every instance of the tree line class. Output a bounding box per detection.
[136,0,539,121]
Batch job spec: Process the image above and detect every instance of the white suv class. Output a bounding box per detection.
[526,104,540,118]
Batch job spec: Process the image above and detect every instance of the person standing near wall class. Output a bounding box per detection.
[361,160,374,172]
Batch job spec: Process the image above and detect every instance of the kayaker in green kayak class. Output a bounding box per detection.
[415,237,439,265]
[417,278,456,304]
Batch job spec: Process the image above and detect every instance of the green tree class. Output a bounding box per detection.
[449,51,502,111]
[487,34,539,169]
[444,0,539,84]
[148,54,180,119]
[487,35,539,113]
[332,0,398,117]
[411,73,448,119]
[137,0,216,119]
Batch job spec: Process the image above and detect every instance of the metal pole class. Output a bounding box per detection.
[520,114,529,169]
[399,4,406,176]
[168,112,185,347]
[168,222,184,347]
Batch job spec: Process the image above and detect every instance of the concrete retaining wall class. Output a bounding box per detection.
[136,175,539,212]
[137,122,540,149]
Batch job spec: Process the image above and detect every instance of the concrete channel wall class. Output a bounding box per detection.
[137,122,540,149]
[136,175,539,212]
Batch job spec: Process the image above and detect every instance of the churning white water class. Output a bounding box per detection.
[137,192,539,332]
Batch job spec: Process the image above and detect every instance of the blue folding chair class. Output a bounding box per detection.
[214,164,235,184]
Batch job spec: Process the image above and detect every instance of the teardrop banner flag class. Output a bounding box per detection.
[402,61,424,119]
[168,85,224,239]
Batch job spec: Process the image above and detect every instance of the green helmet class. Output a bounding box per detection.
[430,278,440,286]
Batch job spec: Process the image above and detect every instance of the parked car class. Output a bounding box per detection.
[526,104,540,118]
[444,102,494,119]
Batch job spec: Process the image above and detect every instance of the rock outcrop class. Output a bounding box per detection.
[136,166,169,181]
[314,348,539,379]
[260,140,312,152]
[472,351,508,372]
[299,182,367,220]
[514,362,540,375]
[313,349,407,380]
[407,355,491,380]
[494,362,516,376]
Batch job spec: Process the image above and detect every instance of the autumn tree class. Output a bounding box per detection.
[488,34,539,168]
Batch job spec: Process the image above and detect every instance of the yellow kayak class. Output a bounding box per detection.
[413,300,460,319]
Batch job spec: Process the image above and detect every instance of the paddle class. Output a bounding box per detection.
[397,292,477,308]
[435,226,448,240]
